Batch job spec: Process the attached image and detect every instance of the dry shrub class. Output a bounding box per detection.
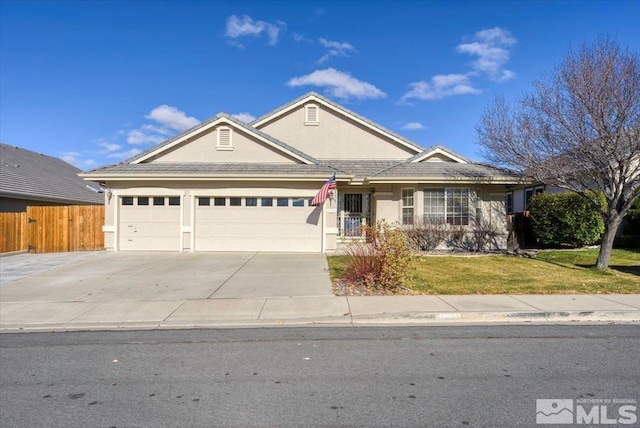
[343,221,414,291]
[404,217,449,251]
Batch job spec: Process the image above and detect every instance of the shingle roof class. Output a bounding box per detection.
[0,143,103,204]
[320,159,400,178]
[82,162,339,176]
[371,161,522,180]
[251,92,425,153]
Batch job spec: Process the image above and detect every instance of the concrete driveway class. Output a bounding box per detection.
[0,252,333,301]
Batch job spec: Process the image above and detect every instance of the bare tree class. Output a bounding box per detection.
[477,36,640,269]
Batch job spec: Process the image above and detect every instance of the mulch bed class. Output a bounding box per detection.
[332,279,416,296]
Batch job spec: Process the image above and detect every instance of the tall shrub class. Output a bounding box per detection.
[343,221,414,291]
[529,192,604,247]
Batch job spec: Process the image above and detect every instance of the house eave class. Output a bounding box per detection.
[80,173,351,182]
[366,176,523,185]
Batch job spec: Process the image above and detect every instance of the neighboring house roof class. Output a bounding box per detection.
[0,143,103,205]
[251,92,425,154]
[128,113,320,165]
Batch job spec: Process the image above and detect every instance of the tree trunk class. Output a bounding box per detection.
[596,216,623,269]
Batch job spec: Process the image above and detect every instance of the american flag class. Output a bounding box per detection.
[311,174,336,206]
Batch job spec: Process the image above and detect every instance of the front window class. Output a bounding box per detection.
[401,188,414,225]
[423,188,469,225]
[446,188,469,225]
[506,192,513,214]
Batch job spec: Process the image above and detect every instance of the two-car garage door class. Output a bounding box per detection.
[194,196,321,252]
[118,195,322,252]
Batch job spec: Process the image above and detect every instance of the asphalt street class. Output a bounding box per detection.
[1,325,638,427]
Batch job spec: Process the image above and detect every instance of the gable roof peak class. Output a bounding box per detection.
[251,92,425,154]
[408,145,472,164]
[118,111,320,166]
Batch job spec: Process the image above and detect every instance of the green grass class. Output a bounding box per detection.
[327,248,640,295]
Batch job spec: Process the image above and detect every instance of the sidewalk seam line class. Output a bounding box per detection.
[509,295,544,311]
[345,296,354,326]
[257,298,268,320]
[161,300,189,322]
[435,295,460,312]
[591,295,639,310]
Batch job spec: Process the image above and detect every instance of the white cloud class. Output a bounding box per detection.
[318,38,356,63]
[107,148,142,160]
[401,122,425,130]
[231,112,256,123]
[225,15,285,47]
[59,152,97,169]
[125,104,199,145]
[127,129,164,145]
[145,105,199,132]
[293,33,304,42]
[287,68,386,100]
[97,141,121,153]
[456,27,517,81]
[400,73,480,103]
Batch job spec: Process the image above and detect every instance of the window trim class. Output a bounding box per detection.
[505,192,514,214]
[304,103,319,126]
[422,187,470,226]
[216,126,233,150]
[401,188,415,225]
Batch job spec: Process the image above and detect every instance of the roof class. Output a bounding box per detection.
[127,112,320,165]
[320,159,400,178]
[81,93,524,185]
[251,92,425,154]
[369,161,522,183]
[81,162,339,179]
[0,143,103,205]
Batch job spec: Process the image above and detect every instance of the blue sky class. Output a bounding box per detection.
[1,0,639,170]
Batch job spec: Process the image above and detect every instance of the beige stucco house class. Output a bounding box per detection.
[81,92,522,253]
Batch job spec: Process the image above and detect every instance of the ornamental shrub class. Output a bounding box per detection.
[528,192,604,247]
[343,220,414,291]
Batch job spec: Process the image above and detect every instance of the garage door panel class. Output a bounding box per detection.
[195,197,321,252]
[119,200,180,251]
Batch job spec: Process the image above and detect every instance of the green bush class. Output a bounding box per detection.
[529,192,604,247]
[342,221,414,291]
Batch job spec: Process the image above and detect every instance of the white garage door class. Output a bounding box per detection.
[194,196,321,252]
[119,196,181,251]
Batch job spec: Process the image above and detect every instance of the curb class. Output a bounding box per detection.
[351,310,640,324]
[1,310,638,333]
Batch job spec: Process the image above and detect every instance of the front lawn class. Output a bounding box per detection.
[327,248,640,295]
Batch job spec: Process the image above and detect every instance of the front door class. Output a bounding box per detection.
[339,193,372,237]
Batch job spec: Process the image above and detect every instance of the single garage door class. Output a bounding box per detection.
[119,196,181,251]
[194,196,321,252]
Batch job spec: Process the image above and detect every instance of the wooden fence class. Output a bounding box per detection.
[507,211,534,249]
[0,205,104,253]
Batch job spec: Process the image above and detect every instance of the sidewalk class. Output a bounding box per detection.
[2,293,639,332]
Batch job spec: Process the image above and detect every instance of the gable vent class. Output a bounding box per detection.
[217,127,233,150]
[305,104,319,125]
